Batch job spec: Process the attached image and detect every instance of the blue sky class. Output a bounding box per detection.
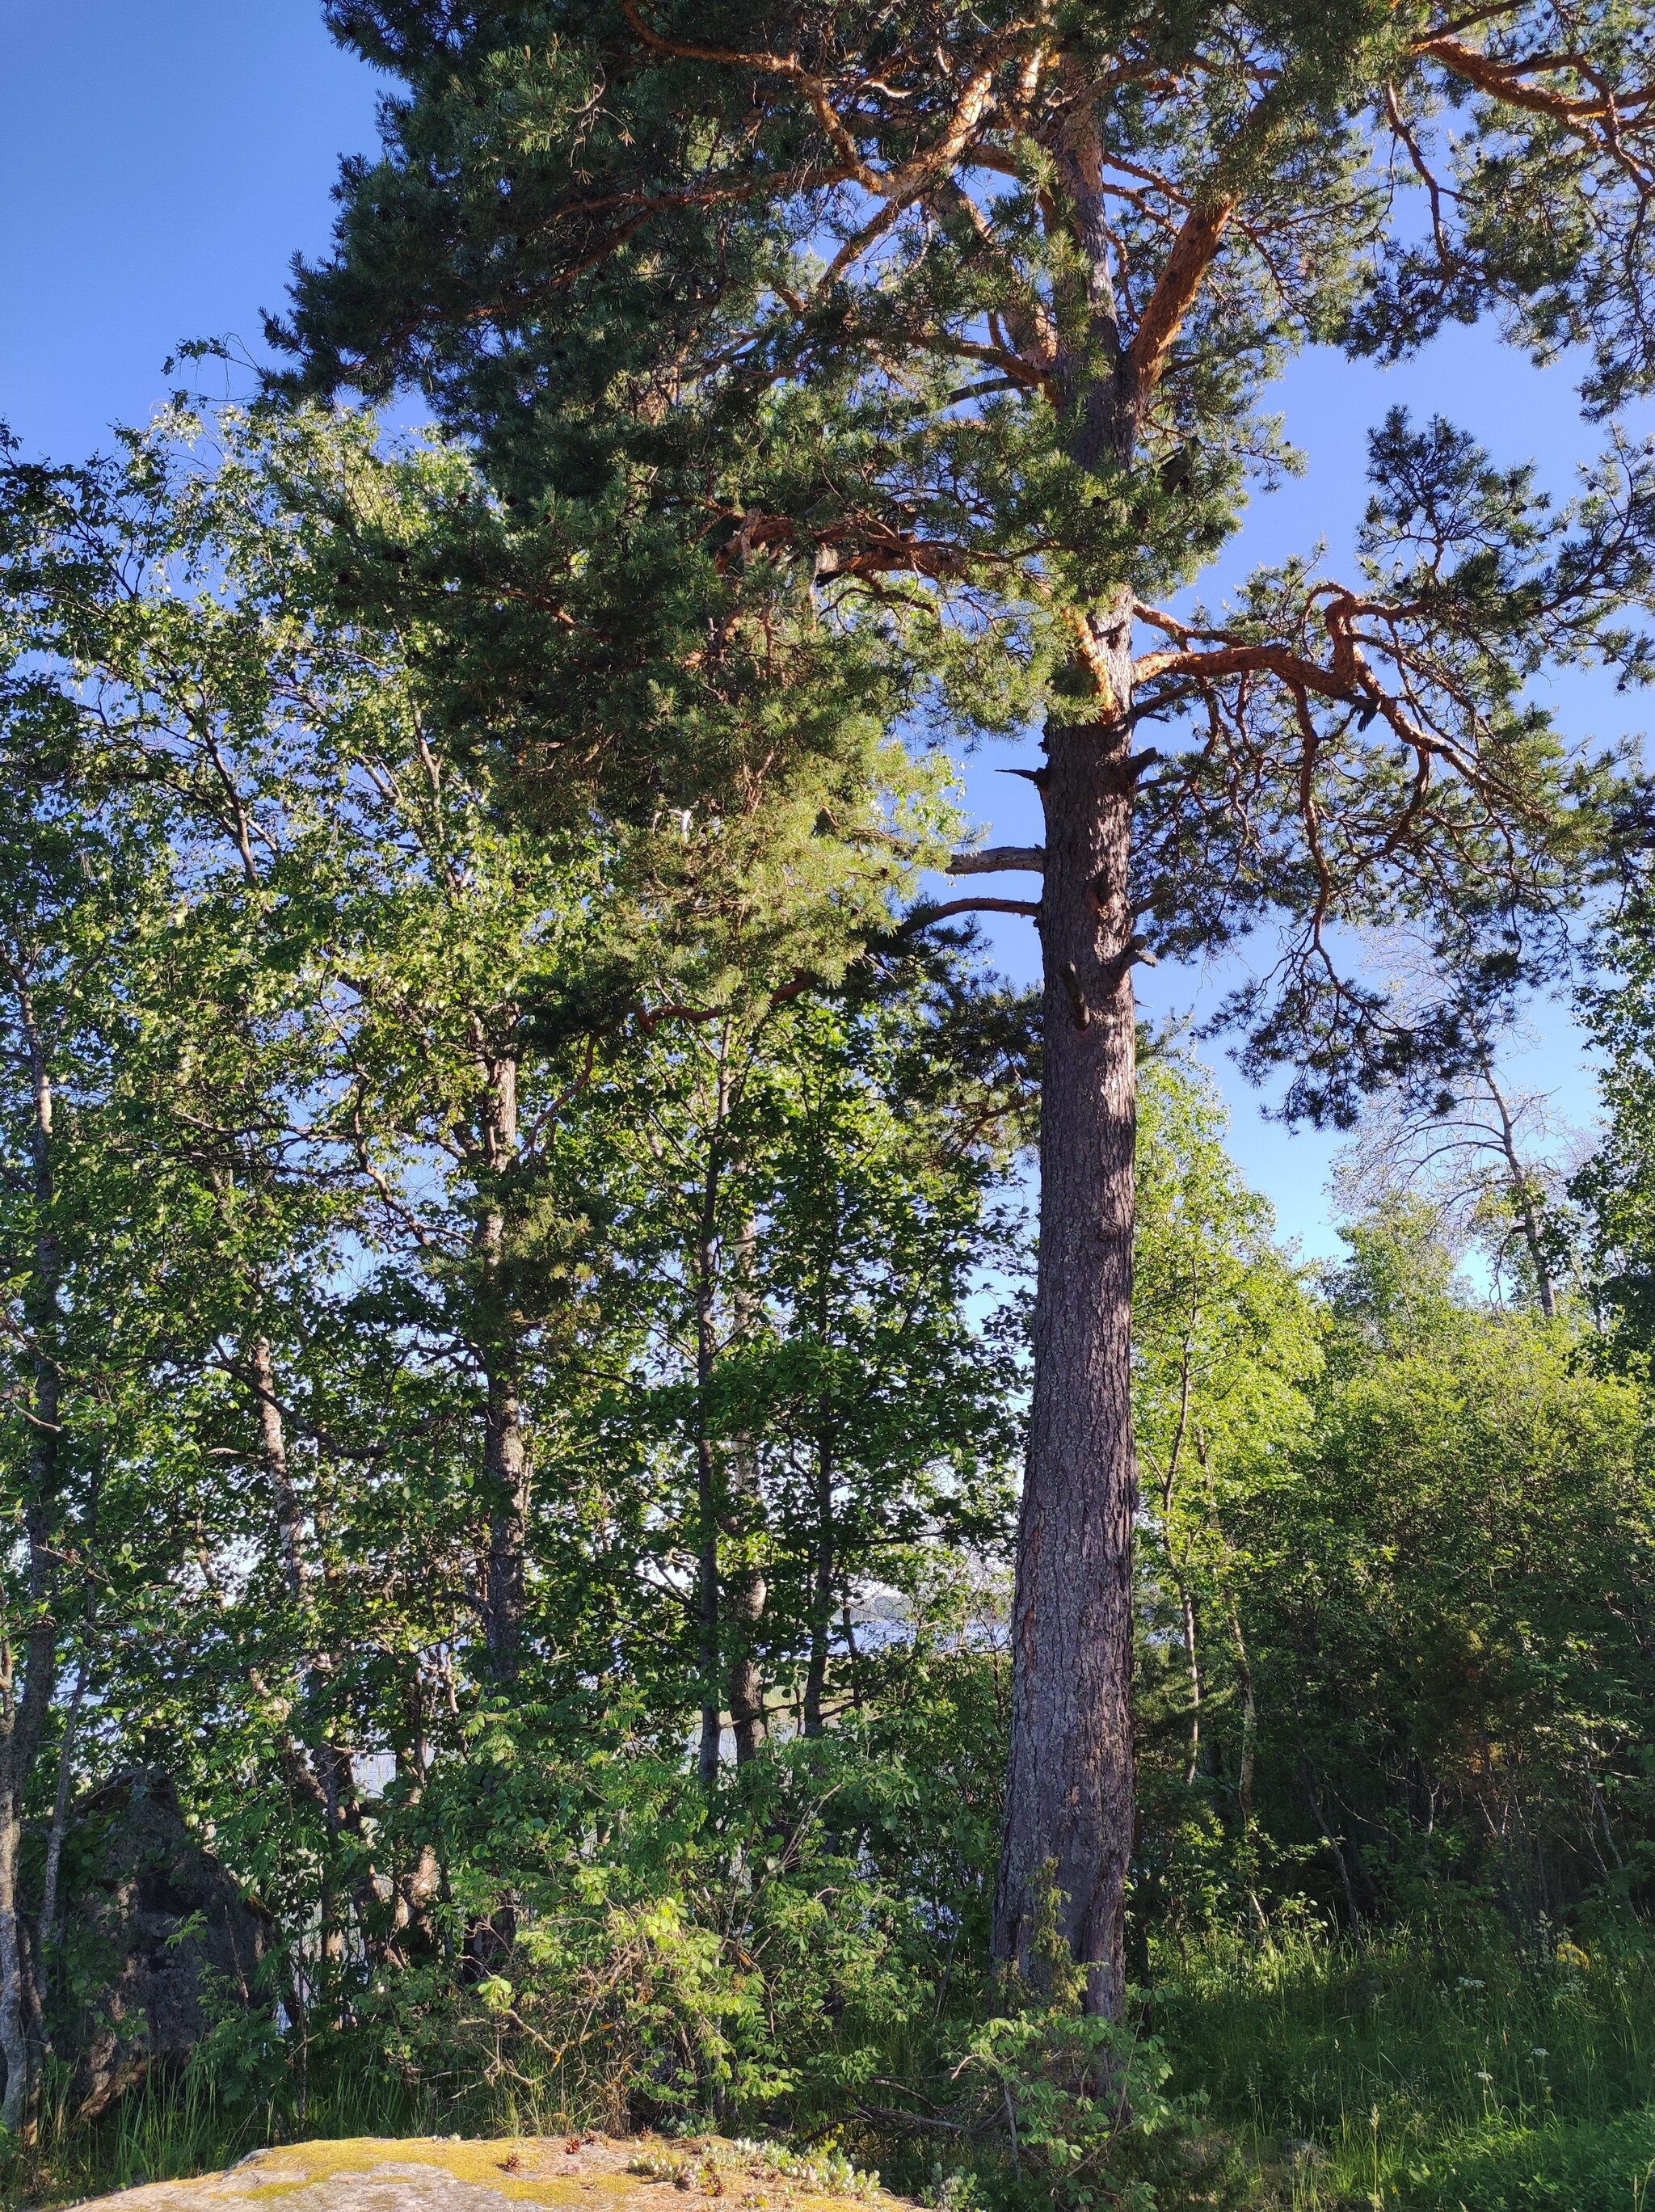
[0,0,380,461]
[2,1,1639,1260]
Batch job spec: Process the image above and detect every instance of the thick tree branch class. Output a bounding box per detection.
[1125,198,1237,407]
[948,846,1046,874]
[1424,33,1655,129]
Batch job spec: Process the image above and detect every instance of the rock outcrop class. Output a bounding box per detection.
[55,1767,272,2117]
[57,2135,902,2212]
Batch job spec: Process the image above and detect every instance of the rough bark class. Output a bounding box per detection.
[993,605,1142,2019]
[988,84,1179,2015]
[724,1599,766,1760]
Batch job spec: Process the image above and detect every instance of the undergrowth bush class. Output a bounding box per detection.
[19,1882,1655,2212]
[18,1692,1655,2212]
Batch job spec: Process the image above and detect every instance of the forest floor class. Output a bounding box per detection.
[55,2138,902,2212]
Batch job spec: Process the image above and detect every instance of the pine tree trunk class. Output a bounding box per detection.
[993,643,1141,2019]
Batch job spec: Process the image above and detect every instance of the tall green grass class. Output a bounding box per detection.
[2,2053,432,2212]
[1154,1920,1655,2209]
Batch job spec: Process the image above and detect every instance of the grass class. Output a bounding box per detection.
[1153,1919,1655,2209]
[2,2054,434,2211]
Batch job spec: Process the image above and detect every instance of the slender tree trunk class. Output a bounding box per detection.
[695,1447,722,1784]
[802,1437,835,1739]
[724,1592,765,1760]
[36,1646,89,1991]
[723,1221,766,1763]
[474,1038,531,1686]
[695,1247,722,1786]
[1157,1338,1202,1786]
[1307,1776,1364,1932]
[250,1339,378,1966]
[994,605,1142,2019]
[1179,1586,1202,1788]
[0,1022,63,2130]
[253,1335,307,1606]
[391,1683,442,1960]
[1228,1601,1257,1822]
[482,1368,530,1685]
[693,1054,735,1787]
[724,1444,767,1767]
[1196,1451,1259,1831]
[840,1600,864,1711]
[0,1755,31,2138]
[1226,1599,1268,1936]
[36,1442,96,2048]
[248,1344,335,1827]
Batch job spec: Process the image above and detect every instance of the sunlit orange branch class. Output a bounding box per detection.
[1423,33,1655,124]
[1125,197,1236,407]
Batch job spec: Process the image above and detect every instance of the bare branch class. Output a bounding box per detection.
[902,895,1041,927]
